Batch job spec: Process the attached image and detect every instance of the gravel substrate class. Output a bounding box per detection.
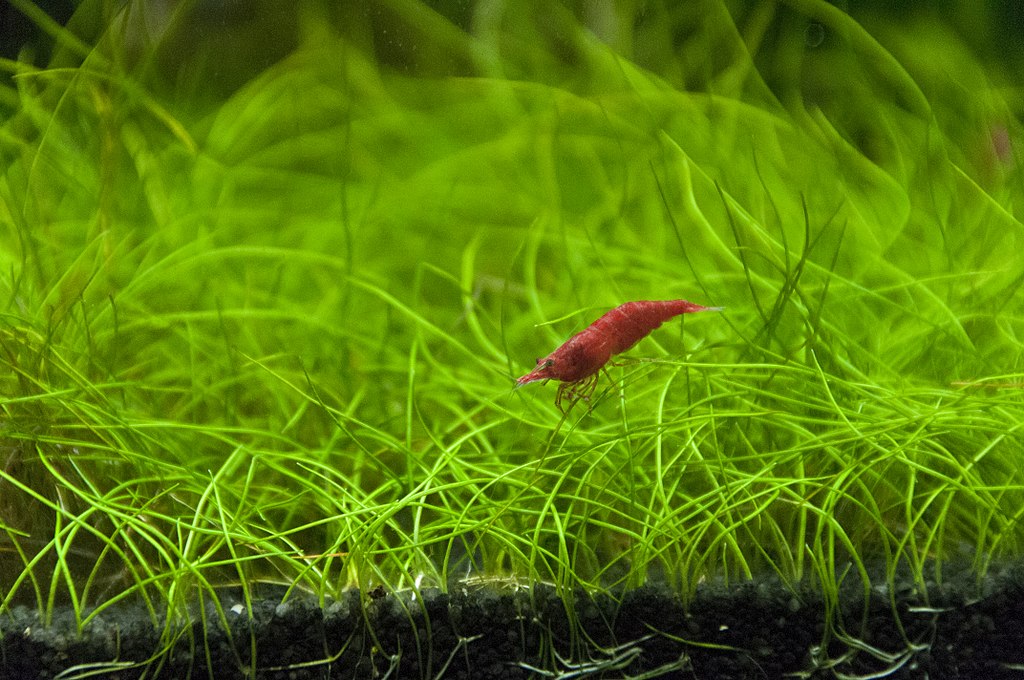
[2,564,1023,679]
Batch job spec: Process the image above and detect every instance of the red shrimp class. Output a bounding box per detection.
[516,300,721,411]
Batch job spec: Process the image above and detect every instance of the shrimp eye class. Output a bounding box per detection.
[541,359,554,369]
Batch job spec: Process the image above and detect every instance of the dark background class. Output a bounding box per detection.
[1,0,75,63]
[3,1,1024,70]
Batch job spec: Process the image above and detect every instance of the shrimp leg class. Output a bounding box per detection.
[555,373,600,413]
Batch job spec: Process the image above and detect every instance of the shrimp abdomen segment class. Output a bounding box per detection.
[591,300,714,354]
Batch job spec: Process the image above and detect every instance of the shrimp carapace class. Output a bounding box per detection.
[516,299,720,411]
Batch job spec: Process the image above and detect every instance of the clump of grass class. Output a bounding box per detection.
[0,0,1022,670]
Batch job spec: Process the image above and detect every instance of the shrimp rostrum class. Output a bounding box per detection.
[516,300,720,412]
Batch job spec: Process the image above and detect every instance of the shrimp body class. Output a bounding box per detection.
[516,300,719,410]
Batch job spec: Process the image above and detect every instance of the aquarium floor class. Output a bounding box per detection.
[2,564,1023,679]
